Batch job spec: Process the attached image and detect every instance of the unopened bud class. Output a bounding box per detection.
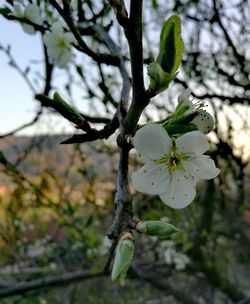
[136,221,179,238]
[111,232,134,286]
[175,89,192,114]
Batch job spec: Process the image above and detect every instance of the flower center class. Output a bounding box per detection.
[168,152,182,171]
[157,150,185,173]
[57,37,67,49]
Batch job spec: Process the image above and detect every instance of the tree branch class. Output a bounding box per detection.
[103,0,145,273]
[61,115,119,144]
[130,266,198,304]
[122,0,149,135]
[212,0,246,72]
[0,270,103,300]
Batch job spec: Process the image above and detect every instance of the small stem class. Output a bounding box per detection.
[103,239,118,274]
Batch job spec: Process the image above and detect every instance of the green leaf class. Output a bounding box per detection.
[156,15,184,74]
[0,7,12,16]
[147,62,176,93]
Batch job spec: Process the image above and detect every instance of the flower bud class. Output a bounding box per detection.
[136,221,179,238]
[175,88,192,114]
[191,110,214,134]
[111,232,134,286]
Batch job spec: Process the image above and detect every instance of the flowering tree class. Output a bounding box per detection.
[0,0,250,302]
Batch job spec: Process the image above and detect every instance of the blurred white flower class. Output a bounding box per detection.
[164,248,173,264]
[44,22,76,68]
[49,262,58,271]
[173,252,190,270]
[132,124,220,209]
[160,216,170,223]
[162,240,190,270]
[39,297,47,304]
[13,4,43,35]
[13,219,20,227]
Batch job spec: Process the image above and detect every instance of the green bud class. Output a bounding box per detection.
[175,88,192,114]
[136,221,179,238]
[148,62,176,93]
[53,92,84,126]
[111,232,134,286]
[36,92,86,128]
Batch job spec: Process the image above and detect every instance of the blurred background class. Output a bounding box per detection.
[0,0,250,303]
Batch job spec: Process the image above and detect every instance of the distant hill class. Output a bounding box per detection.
[0,135,119,192]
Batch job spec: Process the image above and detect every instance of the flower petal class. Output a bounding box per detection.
[176,131,208,156]
[14,4,22,18]
[64,32,76,44]
[177,88,192,104]
[132,161,169,195]
[25,4,43,25]
[56,51,72,68]
[159,170,196,209]
[133,124,172,160]
[184,155,220,180]
[51,22,64,34]
[191,111,214,134]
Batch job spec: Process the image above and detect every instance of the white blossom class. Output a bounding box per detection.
[13,4,43,35]
[177,88,204,114]
[44,22,76,68]
[176,89,215,134]
[132,124,220,209]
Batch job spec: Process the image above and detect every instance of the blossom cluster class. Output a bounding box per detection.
[44,22,76,68]
[11,2,75,68]
[132,90,220,209]
[13,3,43,34]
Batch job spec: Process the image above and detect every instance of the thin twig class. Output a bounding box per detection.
[103,0,145,273]
[0,270,103,299]
[61,118,119,144]
[0,109,42,139]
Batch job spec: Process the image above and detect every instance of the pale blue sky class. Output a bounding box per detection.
[0,15,76,135]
